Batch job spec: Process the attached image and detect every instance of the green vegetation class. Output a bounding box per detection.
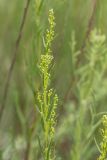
[37,9,58,160]
[98,115,107,160]
[1,0,107,160]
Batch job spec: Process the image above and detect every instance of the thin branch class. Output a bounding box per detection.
[0,0,31,121]
[63,0,98,104]
[80,0,97,54]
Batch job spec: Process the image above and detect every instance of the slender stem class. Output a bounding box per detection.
[43,73,49,157]
[0,0,31,121]
[63,0,98,105]
[78,0,97,63]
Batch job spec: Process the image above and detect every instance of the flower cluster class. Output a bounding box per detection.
[98,115,107,160]
[36,9,58,160]
[45,9,56,54]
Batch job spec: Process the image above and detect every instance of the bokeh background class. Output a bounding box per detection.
[0,0,107,159]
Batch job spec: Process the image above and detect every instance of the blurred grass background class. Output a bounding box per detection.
[0,0,107,159]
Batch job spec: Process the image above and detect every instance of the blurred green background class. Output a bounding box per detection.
[0,0,107,160]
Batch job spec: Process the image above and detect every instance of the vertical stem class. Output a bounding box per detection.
[0,0,31,122]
